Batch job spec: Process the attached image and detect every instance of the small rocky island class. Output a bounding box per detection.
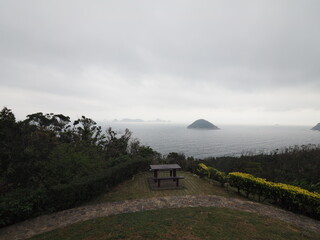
[187,119,219,130]
[311,123,320,131]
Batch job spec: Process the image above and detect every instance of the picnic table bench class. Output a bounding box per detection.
[152,176,185,187]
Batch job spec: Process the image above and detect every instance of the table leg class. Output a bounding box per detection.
[154,170,158,182]
[173,169,176,181]
[170,170,172,176]
[176,178,179,187]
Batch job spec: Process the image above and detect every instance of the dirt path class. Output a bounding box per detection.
[1,195,319,240]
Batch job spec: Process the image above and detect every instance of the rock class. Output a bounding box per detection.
[187,119,219,130]
[311,123,320,131]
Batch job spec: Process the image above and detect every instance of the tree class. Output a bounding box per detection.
[105,128,131,159]
[25,112,71,137]
[0,107,19,189]
[72,116,106,147]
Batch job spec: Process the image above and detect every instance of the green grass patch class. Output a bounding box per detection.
[86,171,243,204]
[30,207,320,240]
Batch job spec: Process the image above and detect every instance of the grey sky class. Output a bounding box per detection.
[1,0,320,125]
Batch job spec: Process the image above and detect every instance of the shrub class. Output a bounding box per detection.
[196,163,209,178]
[197,163,227,186]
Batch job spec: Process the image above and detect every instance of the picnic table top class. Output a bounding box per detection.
[150,164,181,170]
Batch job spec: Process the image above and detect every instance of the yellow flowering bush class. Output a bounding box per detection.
[197,163,227,186]
[228,172,320,219]
[197,165,320,218]
[197,163,209,178]
[198,163,209,171]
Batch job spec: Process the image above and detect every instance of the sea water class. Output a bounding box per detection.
[103,123,320,159]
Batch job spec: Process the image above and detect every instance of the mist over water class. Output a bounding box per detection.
[104,123,320,159]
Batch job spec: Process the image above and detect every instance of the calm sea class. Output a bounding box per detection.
[104,123,320,159]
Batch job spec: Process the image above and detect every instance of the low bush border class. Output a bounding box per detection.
[228,172,320,219]
[197,163,320,219]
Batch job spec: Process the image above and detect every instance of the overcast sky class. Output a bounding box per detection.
[1,0,320,125]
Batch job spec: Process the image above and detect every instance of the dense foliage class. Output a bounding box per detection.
[0,157,150,226]
[0,107,157,226]
[202,145,320,193]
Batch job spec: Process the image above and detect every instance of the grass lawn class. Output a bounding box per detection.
[87,171,243,204]
[30,207,320,240]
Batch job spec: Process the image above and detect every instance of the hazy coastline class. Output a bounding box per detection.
[104,122,320,158]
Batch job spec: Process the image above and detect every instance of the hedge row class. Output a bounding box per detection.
[0,187,50,227]
[0,156,150,227]
[49,156,150,210]
[228,172,320,219]
[197,163,320,219]
[197,163,227,186]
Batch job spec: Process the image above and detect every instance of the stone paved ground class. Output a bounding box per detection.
[0,195,319,240]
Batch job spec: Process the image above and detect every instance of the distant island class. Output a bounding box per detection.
[113,118,170,123]
[187,119,219,130]
[113,118,144,123]
[311,123,320,131]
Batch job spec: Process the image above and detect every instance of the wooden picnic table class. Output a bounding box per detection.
[150,164,184,187]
